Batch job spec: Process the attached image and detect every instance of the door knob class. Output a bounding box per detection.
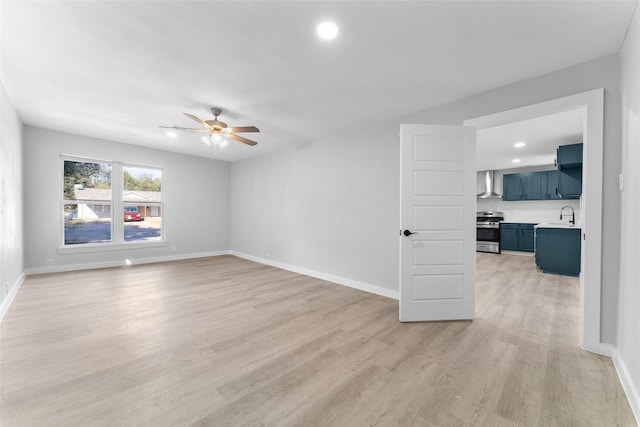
[403,230,418,237]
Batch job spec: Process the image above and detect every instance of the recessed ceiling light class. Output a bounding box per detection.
[514,141,526,148]
[317,22,338,40]
[166,131,177,138]
[512,158,521,163]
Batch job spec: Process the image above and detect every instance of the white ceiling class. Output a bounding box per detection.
[1,1,636,162]
[476,108,584,171]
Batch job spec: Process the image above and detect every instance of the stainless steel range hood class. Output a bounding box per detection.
[477,170,502,198]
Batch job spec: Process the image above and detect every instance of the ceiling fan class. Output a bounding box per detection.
[160,107,259,148]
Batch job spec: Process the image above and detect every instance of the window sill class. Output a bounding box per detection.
[57,240,167,255]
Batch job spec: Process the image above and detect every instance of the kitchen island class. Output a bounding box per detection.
[534,222,581,277]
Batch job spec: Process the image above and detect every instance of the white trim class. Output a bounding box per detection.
[613,351,640,426]
[465,88,605,354]
[60,156,165,249]
[26,251,229,275]
[0,272,26,322]
[57,240,167,255]
[590,343,615,358]
[229,251,399,300]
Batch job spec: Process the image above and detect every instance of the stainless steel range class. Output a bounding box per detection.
[476,211,504,253]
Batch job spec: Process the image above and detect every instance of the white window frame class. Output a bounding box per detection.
[58,155,166,254]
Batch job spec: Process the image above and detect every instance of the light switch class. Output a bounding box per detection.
[618,172,624,191]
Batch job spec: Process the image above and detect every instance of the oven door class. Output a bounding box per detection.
[476,224,500,253]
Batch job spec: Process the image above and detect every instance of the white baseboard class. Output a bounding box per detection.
[229,250,399,300]
[613,351,640,426]
[1,272,26,322]
[582,342,615,357]
[25,250,229,275]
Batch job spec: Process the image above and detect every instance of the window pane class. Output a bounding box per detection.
[64,204,111,245]
[123,165,161,192]
[63,160,112,201]
[123,166,162,243]
[124,204,162,243]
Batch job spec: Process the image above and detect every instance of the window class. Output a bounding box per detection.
[123,165,163,243]
[61,157,164,249]
[63,160,112,245]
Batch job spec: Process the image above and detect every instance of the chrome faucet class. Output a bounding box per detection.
[560,206,575,225]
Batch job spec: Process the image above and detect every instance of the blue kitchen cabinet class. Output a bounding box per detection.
[546,170,562,200]
[556,143,583,168]
[502,174,523,201]
[504,171,555,201]
[557,167,582,199]
[520,224,536,252]
[500,223,536,252]
[555,143,583,199]
[500,223,519,251]
[535,227,581,277]
[522,172,547,200]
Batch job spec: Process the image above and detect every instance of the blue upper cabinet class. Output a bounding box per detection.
[546,170,562,200]
[502,173,523,201]
[522,172,546,200]
[502,143,583,201]
[556,143,583,168]
[503,171,553,201]
[557,167,582,199]
[556,143,583,199]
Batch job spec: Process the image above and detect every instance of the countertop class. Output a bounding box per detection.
[534,222,581,229]
[499,220,580,229]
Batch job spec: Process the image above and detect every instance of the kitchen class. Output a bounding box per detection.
[476,108,583,277]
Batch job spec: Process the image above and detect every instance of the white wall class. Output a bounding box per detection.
[618,4,640,421]
[0,77,24,316]
[23,126,230,271]
[230,54,622,341]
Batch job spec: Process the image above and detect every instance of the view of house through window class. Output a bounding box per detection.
[123,165,162,243]
[62,158,163,246]
[63,160,113,245]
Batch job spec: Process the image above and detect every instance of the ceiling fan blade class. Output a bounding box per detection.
[226,133,258,146]
[159,126,208,132]
[226,126,260,133]
[183,113,209,128]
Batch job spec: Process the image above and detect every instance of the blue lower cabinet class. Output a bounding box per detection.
[520,224,535,252]
[500,224,519,251]
[500,223,536,252]
[535,227,581,277]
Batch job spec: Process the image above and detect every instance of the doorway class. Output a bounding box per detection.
[464,89,606,355]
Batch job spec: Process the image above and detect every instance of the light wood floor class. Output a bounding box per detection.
[1,254,635,426]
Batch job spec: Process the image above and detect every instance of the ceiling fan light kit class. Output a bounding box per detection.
[160,107,259,156]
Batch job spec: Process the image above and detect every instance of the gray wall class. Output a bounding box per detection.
[230,54,622,343]
[0,78,24,310]
[23,126,230,270]
[618,5,640,418]
[230,126,399,290]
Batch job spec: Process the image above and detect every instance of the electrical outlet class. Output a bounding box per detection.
[171,245,177,252]
[46,259,54,268]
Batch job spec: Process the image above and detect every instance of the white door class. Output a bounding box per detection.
[399,124,476,321]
